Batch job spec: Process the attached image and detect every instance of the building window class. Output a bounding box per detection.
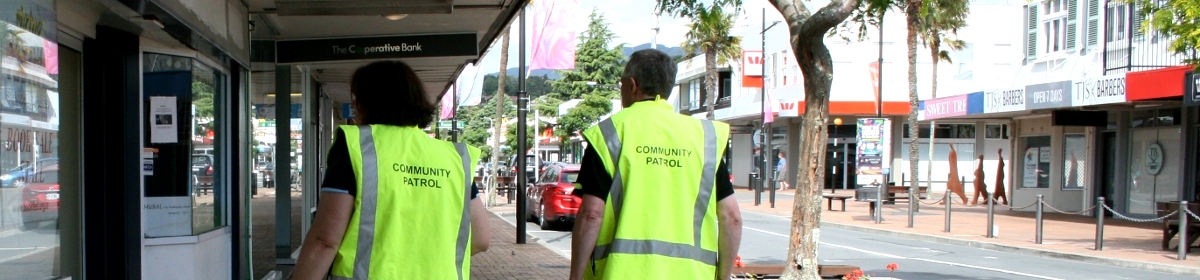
[954,44,975,80]
[719,71,732,100]
[1131,108,1182,128]
[1062,134,1086,190]
[986,124,1009,139]
[688,80,701,110]
[1105,3,1127,43]
[1020,135,1052,188]
[1041,0,1069,54]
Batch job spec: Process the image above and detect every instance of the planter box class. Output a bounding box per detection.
[732,264,860,279]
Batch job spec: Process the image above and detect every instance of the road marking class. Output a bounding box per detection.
[744,226,1063,280]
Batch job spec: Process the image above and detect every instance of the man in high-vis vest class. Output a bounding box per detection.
[295,61,490,280]
[569,49,743,280]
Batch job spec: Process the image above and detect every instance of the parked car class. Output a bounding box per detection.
[1,158,59,188]
[192,154,214,193]
[526,163,581,230]
[20,164,59,230]
[509,154,542,181]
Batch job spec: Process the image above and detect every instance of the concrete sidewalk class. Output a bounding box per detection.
[739,189,1200,275]
[471,202,569,280]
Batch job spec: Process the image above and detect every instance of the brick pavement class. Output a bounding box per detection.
[739,189,1200,275]
[472,203,569,280]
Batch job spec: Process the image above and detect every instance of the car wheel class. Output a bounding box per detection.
[539,202,553,230]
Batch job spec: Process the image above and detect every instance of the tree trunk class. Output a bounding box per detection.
[925,35,940,207]
[906,0,922,191]
[704,48,718,120]
[780,35,832,280]
[490,30,510,206]
[767,1,859,279]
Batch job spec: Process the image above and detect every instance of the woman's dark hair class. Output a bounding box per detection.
[350,61,434,127]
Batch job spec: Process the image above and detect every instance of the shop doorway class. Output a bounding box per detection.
[1100,131,1117,215]
[826,140,857,191]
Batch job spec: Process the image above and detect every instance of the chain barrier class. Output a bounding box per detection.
[918,196,946,205]
[1101,204,1178,223]
[1041,202,1098,215]
[1186,207,1200,222]
[1006,200,1039,211]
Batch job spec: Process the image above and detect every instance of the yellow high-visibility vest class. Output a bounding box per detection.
[580,100,730,279]
[331,125,480,280]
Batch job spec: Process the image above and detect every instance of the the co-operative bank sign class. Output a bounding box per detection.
[275,33,478,63]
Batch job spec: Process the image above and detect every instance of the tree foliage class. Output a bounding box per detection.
[459,94,516,159]
[552,11,625,138]
[482,74,554,99]
[1133,0,1200,68]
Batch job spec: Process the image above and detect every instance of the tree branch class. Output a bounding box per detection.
[800,0,861,39]
[768,0,813,37]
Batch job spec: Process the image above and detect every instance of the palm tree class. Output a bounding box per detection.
[681,4,742,120]
[904,0,923,194]
[918,0,968,204]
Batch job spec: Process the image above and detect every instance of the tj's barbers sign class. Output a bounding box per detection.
[984,87,1025,114]
[1073,74,1126,107]
[275,33,477,63]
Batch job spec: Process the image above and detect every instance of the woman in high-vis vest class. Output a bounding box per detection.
[295,61,490,280]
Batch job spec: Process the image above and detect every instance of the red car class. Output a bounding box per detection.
[21,164,59,230]
[526,163,581,230]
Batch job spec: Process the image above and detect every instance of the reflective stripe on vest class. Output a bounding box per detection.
[590,119,719,266]
[334,126,474,280]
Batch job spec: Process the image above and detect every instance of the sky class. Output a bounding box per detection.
[456,0,692,106]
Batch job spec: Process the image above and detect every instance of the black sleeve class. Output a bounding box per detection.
[472,182,479,200]
[320,129,357,196]
[574,144,735,201]
[572,145,611,201]
[715,157,734,201]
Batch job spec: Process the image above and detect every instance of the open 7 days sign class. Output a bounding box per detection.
[275,33,478,63]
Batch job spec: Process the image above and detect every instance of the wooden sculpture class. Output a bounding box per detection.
[944,145,968,204]
[971,155,990,205]
[993,149,1009,205]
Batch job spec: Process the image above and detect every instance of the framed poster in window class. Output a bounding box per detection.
[1021,136,1052,188]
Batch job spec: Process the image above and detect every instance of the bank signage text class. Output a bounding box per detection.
[276,33,477,63]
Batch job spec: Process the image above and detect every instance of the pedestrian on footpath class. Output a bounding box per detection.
[294,61,490,280]
[569,49,743,280]
[776,151,789,190]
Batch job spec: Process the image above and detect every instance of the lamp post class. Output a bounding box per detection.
[833,117,843,193]
[761,8,782,208]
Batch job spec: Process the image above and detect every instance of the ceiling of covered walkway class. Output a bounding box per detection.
[247,0,523,105]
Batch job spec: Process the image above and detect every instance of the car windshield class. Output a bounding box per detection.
[561,172,579,183]
[193,156,210,165]
[31,171,58,184]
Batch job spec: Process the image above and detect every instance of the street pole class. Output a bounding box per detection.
[515,8,528,244]
[452,82,458,142]
[762,7,775,208]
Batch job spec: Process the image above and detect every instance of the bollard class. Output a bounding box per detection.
[944,190,951,233]
[1096,197,1105,251]
[875,181,883,224]
[1036,194,1044,244]
[987,194,995,238]
[907,174,915,228]
[1179,200,1188,261]
[752,173,761,206]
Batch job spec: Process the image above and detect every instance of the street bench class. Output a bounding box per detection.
[1158,201,1200,252]
[822,193,854,211]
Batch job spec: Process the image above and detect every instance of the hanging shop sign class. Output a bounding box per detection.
[1025,80,1073,110]
[275,33,478,63]
[1186,71,1200,107]
[778,99,800,117]
[855,118,891,185]
[984,87,1025,114]
[1146,142,1164,176]
[1072,74,1127,107]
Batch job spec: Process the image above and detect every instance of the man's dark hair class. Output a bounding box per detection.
[623,49,678,99]
[350,61,434,127]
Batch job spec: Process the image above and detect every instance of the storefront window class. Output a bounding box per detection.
[1062,134,1086,190]
[985,124,1009,139]
[0,0,62,276]
[1127,128,1181,215]
[143,53,227,236]
[1020,136,1052,188]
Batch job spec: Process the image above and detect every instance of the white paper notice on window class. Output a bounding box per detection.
[150,96,178,143]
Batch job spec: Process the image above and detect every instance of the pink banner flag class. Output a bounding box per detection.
[763,90,775,124]
[439,87,455,120]
[43,40,58,75]
[529,0,581,71]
